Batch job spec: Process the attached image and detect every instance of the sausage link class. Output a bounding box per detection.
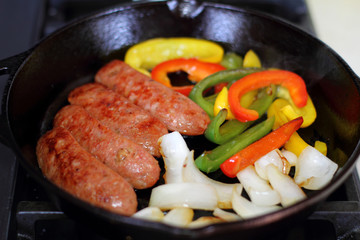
[68,83,167,157]
[53,105,160,189]
[95,60,210,135]
[36,127,137,216]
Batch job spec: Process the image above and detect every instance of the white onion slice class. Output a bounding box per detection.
[158,131,190,183]
[162,207,194,227]
[266,164,306,207]
[231,185,281,219]
[149,182,218,210]
[294,146,338,190]
[188,216,223,228]
[183,150,242,209]
[132,207,164,221]
[236,165,281,206]
[213,208,242,222]
[254,149,290,180]
[281,149,298,166]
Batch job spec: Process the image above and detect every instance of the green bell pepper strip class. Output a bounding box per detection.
[204,93,218,104]
[204,86,277,145]
[195,116,275,173]
[188,68,262,117]
[220,52,243,69]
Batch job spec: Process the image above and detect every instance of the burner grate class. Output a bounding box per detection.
[13,170,360,240]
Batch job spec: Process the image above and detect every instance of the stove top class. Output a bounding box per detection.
[1,0,359,239]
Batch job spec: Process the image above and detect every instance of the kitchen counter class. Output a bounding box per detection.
[306,0,360,76]
[306,0,360,173]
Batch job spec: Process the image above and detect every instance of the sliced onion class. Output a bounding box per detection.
[281,149,298,166]
[266,164,306,207]
[188,216,224,228]
[213,208,242,222]
[149,182,218,211]
[158,131,190,183]
[254,149,290,180]
[132,207,164,221]
[231,185,281,219]
[294,146,338,190]
[183,150,242,209]
[236,165,281,206]
[162,207,194,227]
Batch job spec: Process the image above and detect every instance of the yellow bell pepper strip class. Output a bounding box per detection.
[188,68,262,117]
[240,89,259,109]
[220,117,303,178]
[267,98,308,156]
[228,70,308,122]
[151,58,226,96]
[267,98,325,156]
[277,86,316,128]
[267,98,295,128]
[213,88,258,120]
[195,116,275,173]
[283,132,310,157]
[206,86,277,145]
[315,140,327,156]
[243,49,262,68]
[124,37,224,75]
[213,87,236,120]
[214,88,259,117]
[220,52,243,69]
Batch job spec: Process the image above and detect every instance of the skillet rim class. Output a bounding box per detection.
[4,0,360,238]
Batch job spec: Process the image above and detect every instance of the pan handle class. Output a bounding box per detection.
[0,50,31,147]
[167,0,205,18]
[0,50,30,76]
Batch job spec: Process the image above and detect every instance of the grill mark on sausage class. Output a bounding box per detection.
[94,60,210,135]
[53,104,161,189]
[36,127,137,216]
[68,82,167,157]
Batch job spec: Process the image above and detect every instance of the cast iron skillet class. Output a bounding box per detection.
[1,1,360,239]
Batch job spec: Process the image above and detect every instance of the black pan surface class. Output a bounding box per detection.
[0,1,360,239]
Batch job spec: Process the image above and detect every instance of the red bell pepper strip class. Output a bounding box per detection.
[220,117,303,178]
[151,58,226,95]
[172,85,194,96]
[228,70,308,122]
[214,82,228,93]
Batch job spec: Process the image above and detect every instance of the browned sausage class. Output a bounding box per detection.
[53,104,160,189]
[68,83,167,157]
[94,60,210,135]
[36,126,137,216]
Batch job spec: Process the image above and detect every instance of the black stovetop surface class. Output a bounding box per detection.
[1,0,359,239]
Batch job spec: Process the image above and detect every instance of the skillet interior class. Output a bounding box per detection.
[4,1,360,239]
